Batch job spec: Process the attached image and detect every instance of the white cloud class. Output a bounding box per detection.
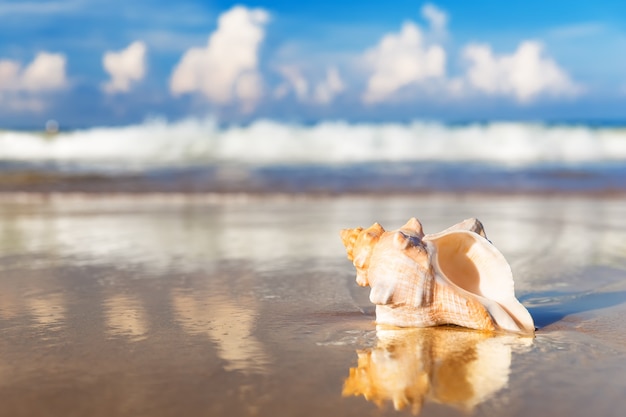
[0,52,67,93]
[421,3,447,37]
[170,5,269,111]
[102,41,147,94]
[0,52,67,112]
[361,21,446,104]
[21,52,67,92]
[352,4,583,107]
[313,67,345,104]
[274,66,345,105]
[0,60,20,91]
[234,72,264,112]
[462,41,581,103]
[274,66,309,101]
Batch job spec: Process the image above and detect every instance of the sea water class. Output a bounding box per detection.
[1,118,626,193]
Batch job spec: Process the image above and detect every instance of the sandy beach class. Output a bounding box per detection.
[4,0,626,415]
[1,193,625,416]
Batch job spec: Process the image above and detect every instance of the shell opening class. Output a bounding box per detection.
[428,231,535,334]
[431,233,484,296]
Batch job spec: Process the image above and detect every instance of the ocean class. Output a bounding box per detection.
[2,118,626,194]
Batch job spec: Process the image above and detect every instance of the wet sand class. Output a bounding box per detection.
[1,194,626,416]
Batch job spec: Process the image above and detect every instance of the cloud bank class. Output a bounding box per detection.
[0,2,588,120]
[358,3,578,105]
[156,2,582,114]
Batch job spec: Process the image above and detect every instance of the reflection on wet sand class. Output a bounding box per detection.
[0,282,67,328]
[27,293,67,328]
[172,289,269,373]
[0,287,20,320]
[343,326,533,414]
[104,294,148,341]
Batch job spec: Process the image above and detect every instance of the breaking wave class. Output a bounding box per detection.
[1,118,626,170]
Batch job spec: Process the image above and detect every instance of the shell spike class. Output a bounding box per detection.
[340,227,363,261]
[400,217,425,238]
[393,231,423,250]
[435,217,488,239]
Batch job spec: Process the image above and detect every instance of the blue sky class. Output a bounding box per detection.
[1,0,626,128]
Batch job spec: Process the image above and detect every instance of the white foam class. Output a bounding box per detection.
[1,117,626,169]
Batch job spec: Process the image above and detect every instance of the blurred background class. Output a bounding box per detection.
[1,0,626,193]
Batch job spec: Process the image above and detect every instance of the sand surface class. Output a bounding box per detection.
[1,194,626,416]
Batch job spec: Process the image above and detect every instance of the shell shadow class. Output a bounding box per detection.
[520,290,626,329]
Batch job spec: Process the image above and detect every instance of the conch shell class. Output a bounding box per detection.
[340,218,534,334]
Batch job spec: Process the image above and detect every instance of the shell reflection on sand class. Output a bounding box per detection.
[171,290,269,373]
[104,294,149,342]
[343,326,533,414]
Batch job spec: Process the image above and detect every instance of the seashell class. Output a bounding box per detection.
[340,218,535,334]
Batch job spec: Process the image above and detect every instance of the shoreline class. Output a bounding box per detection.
[2,160,625,197]
[2,188,626,202]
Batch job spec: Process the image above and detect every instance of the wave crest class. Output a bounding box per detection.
[2,118,626,168]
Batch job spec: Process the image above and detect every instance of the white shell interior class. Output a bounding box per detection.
[425,231,535,333]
